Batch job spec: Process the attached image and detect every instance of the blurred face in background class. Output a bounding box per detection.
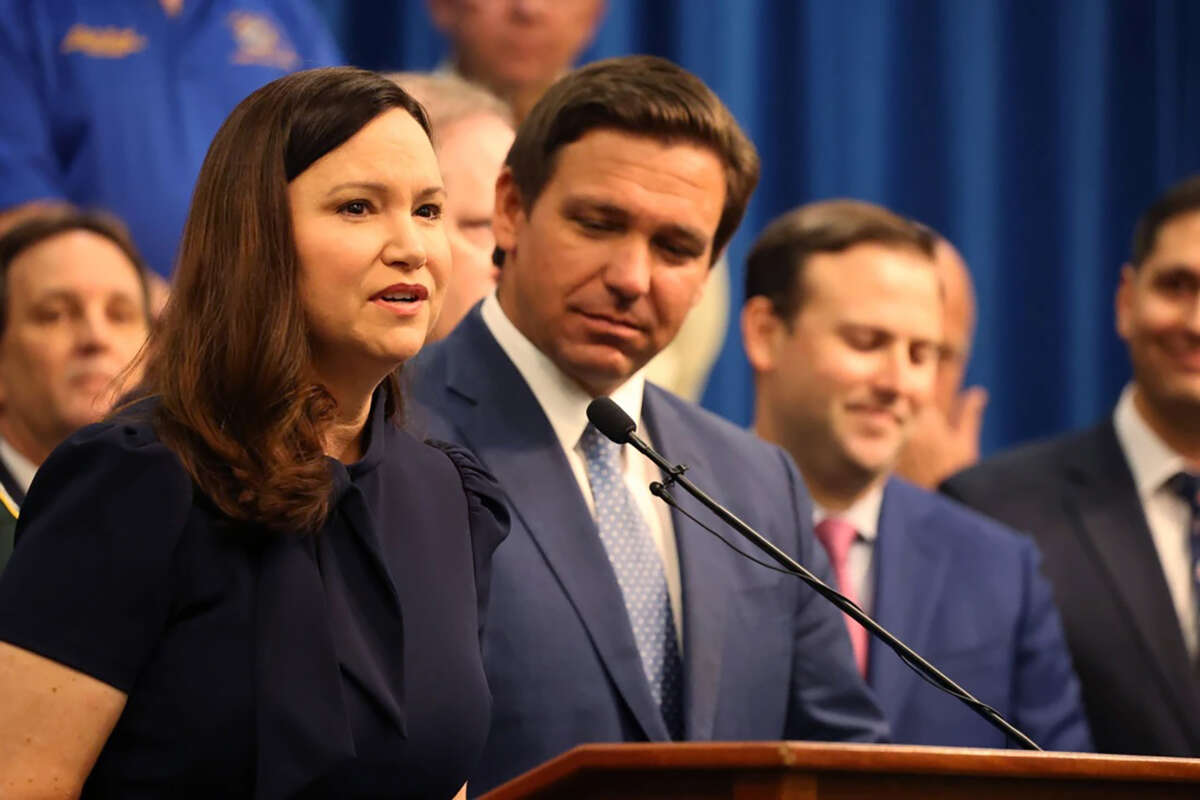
[430,0,605,97]
[1118,209,1200,424]
[428,111,515,341]
[0,230,149,463]
[747,244,942,492]
[931,238,975,412]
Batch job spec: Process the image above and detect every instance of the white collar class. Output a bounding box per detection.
[1113,384,1189,499]
[0,436,38,494]
[813,480,885,542]
[480,292,646,452]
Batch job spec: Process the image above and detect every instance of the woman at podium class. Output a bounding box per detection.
[0,67,508,799]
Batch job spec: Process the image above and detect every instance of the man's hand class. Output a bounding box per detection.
[895,386,988,489]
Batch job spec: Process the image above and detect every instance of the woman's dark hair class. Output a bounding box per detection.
[141,67,431,534]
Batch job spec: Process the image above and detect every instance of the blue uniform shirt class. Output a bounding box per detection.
[0,0,342,276]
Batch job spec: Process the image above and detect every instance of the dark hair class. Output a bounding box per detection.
[141,67,431,534]
[1131,174,1200,267]
[0,208,152,335]
[745,199,936,321]
[504,55,759,264]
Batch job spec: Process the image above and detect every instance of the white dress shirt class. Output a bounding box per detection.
[813,482,884,615]
[1113,384,1199,659]
[480,293,684,645]
[0,436,37,494]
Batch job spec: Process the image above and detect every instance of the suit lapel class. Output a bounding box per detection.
[1064,424,1200,731]
[439,312,669,741]
[868,479,952,718]
[642,388,730,740]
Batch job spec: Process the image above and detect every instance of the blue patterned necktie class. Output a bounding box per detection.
[579,422,684,739]
[1166,471,1200,671]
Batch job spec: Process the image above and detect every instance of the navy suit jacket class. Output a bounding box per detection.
[410,308,888,794]
[869,479,1091,750]
[943,422,1200,756]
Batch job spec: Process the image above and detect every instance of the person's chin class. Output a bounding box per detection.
[375,328,432,362]
[60,402,109,431]
[842,439,900,478]
[560,348,640,393]
[1153,376,1200,410]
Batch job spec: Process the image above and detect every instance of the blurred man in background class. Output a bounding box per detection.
[428,0,606,125]
[0,0,341,280]
[894,234,987,488]
[392,72,516,341]
[944,174,1200,756]
[0,210,152,572]
[742,199,1089,749]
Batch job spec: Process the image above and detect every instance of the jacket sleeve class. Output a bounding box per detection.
[1011,538,1093,751]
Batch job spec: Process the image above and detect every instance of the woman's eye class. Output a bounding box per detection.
[338,200,371,216]
[415,203,443,220]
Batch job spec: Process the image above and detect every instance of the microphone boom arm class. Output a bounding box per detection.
[623,429,1041,752]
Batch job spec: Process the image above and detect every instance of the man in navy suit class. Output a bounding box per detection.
[740,199,1090,750]
[944,175,1200,756]
[411,56,888,795]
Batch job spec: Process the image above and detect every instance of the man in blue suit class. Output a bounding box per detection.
[740,199,1091,750]
[411,56,888,795]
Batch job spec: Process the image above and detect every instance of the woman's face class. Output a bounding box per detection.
[289,108,450,386]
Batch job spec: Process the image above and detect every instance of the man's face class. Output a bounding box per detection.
[430,0,604,93]
[0,230,149,456]
[429,111,515,341]
[494,128,725,395]
[1117,209,1200,414]
[756,244,942,484]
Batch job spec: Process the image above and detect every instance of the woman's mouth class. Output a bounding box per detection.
[371,283,429,316]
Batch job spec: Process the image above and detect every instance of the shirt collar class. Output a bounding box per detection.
[812,480,885,542]
[1113,383,1189,498]
[480,292,646,452]
[0,436,38,494]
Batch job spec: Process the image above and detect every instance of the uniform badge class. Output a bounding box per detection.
[60,24,147,58]
[228,11,299,70]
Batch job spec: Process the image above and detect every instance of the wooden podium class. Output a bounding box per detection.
[479,742,1200,799]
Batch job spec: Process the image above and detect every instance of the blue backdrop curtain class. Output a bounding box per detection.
[314,0,1200,455]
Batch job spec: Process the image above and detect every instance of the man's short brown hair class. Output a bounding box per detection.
[1131,174,1200,267]
[0,207,151,336]
[504,54,760,265]
[745,199,936,322]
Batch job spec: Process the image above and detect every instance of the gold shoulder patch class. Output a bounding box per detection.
[228,12,298,71]
[0,481,18,520]
[60,23,147,59]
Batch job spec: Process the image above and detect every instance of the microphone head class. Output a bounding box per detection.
[586,397,636,445]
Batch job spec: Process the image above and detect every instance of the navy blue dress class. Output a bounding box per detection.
[0,395,509,799]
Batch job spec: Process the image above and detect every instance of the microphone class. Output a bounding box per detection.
[585,396,1041,752]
